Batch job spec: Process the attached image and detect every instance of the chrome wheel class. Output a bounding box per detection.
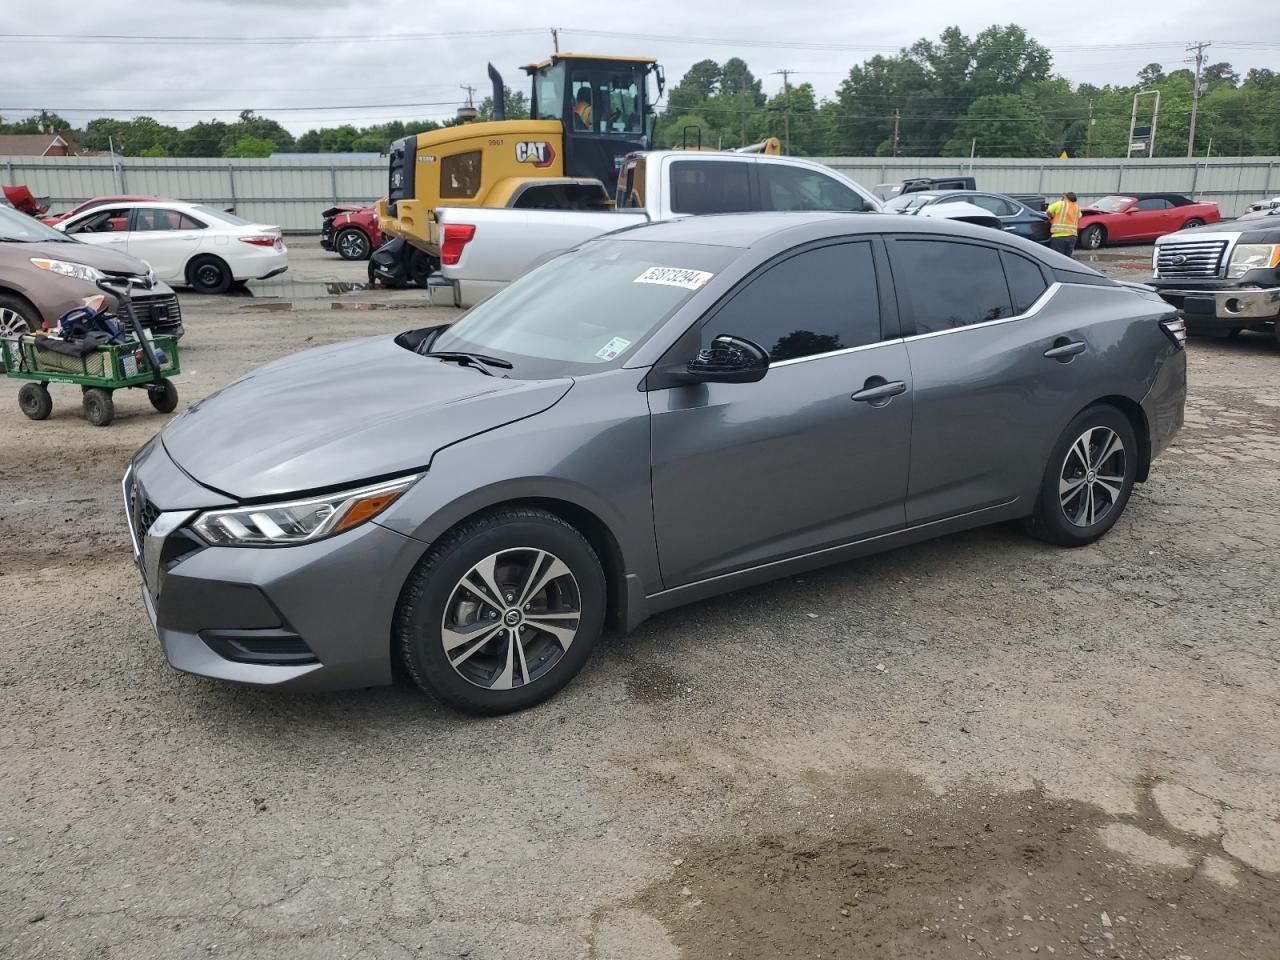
[336,229,369,260]
[441,548,581,691]
[0,306,31,338]
[1059,426,1126,527]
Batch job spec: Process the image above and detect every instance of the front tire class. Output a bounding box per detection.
[335,227,371,261]
[0,294,40,340]
[18,382,52,420]
[1080,224,1105,250]
[186,255,232,294]
[1024,404,1137,547]
[396,508,606,715]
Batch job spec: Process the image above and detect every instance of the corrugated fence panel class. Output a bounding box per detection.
[6,154,1279,228]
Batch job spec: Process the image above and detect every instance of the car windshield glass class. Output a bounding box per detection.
[193,205,251,226]
[884,194,935,211]
[427,238,738,377]
[1089,196,1133,212]
[0,204,75,241]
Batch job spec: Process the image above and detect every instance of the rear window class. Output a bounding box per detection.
[1002,252,1049,314]
[669,160,751,215]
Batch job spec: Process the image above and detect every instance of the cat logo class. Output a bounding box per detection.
[515,141,556,168]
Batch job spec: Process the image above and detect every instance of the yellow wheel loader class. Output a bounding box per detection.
[375,53,664,282]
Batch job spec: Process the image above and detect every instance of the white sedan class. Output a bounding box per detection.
[54,200,288,293]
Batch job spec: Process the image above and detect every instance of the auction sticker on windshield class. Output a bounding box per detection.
[633,266,714,290]
[595,337,632,361]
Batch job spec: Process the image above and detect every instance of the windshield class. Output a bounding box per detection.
[193,205,252,226]
[568,63,648,135]
[1088,196,1134,213]
[884,194,936,212]
[0,204,75,242]
[428,238,738,377]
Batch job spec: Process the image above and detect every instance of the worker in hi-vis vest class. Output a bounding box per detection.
[1046,192,1081,258]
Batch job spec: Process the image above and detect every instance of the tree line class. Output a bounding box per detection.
[3,25,1278,159]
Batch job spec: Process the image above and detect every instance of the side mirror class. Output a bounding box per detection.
[686,335,769,384]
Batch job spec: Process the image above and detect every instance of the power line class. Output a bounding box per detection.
[0,28,547,45]
[0,101,467,114]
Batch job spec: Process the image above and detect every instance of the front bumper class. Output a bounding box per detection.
[124,441,427,692]
[1150,284,1280,327]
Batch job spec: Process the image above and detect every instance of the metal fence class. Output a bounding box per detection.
[5,153,1280,230]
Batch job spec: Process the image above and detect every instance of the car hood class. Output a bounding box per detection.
[161,335,573,500]
[1158,218,1273,238]
[17,238,150,275]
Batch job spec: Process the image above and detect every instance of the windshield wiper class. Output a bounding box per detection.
[424,350,514,373]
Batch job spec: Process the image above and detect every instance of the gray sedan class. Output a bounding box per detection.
[124,213,1187,714]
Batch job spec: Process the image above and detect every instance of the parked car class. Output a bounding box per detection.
[123,212,1185,714]
[884,190,1051,243]
[874,176,1046,211]
[2,185,51,217]
[1148,220,1280,343]
[321,204,383,260]
[1245,196,1280,215]
[54,200,287,293]
[39,195,163,227]
[1076,194,1220,250]
[431,150,883,307]
[0,204,182,342]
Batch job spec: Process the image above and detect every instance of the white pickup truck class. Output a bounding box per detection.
[427,151,884,308]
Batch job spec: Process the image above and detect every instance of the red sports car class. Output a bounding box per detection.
[1077,193,1220,250]
[321,203,384,260]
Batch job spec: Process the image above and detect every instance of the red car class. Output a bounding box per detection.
[321,203,383,260]
[39,195,162,226]
[1077,193,1220,250]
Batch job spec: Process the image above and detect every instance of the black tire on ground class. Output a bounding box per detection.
[1183,218,1205,229]
[186,255,233,294]
[1079,224,1105,250]
[335,227,372,261]
[18,382,52,420]
[0,293,41,341]
[395,507,606,715]
[408,249,434,288]
[1023,403,1138,547]
[82,387,115,427]
[148,378,179,413]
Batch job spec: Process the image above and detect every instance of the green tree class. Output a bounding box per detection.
[224,135,276,158]
[476,87,530,121]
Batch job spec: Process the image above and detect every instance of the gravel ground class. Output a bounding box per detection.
[1,240,1277,959]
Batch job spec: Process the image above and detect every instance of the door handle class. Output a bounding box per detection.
[1043,339,1086,360]
[851,378,907,405]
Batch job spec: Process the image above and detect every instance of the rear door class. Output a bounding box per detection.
[889,236,1087,525]
[125,208,206,280]
[648,239,912,586]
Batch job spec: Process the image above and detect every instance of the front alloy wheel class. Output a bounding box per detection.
[1059,426,1126,528]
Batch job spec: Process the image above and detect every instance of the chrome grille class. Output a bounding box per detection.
[1156,239,1229,279]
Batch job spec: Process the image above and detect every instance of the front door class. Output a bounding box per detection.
[648,240,912,588]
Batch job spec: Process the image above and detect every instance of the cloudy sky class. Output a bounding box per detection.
[1,0,1275,134]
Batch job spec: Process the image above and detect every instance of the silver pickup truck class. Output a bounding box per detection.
[427,151,883,308]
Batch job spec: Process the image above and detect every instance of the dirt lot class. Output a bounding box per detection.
[1,241,1277,959]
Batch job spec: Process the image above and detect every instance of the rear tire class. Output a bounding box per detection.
[1080,224,1105,250]
[82,387,115,427]
[148,378,179,413]
[335,227,371,261]
[186,255,232,294]
[1024,404,1137,547]
[1183,218,1205,229]
[18,382,52,420]
[395,508,606,715]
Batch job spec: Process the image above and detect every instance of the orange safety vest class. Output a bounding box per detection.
[574,100,592,129]
[1048,199,1080,237]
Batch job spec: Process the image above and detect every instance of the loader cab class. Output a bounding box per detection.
[525,54,662,189]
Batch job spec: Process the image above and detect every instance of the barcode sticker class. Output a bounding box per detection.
[633,266,714,290]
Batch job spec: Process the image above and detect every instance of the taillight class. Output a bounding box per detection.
[441,224,476,266]
[1160,315,1187,349]
[238,235,279,247]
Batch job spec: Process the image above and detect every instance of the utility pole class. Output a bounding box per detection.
[459,84,477,107]
[1185,40,1210,158]
[892,107,900,158]
[774,69,793,154]
[550,27,559,53]
[1086,99,1094,158]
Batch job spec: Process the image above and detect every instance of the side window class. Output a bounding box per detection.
[441,151,482,199]
[762,165,869,212]
[1002,252,1049,314]
[178,213,207,230]
[702,242,880,362]
[135,209,182,231]
[890,239,1013,334]
[1135,197,1171,211]
[65,208,131,234]
[972,195,1021,217]
[668,160,751,215]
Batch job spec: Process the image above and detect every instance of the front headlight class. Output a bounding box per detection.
[1227,243,1280,278]
[29,257,105,284]
[192,475,420,547]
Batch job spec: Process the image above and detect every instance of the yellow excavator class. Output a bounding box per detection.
[375,52,665,283]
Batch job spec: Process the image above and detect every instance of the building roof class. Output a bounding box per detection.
[0,133,73,156]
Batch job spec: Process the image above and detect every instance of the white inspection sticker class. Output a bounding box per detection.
[595,337,632,361]
[633,266,714,290]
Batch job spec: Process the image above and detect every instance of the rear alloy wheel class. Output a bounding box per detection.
[335,227,371,261]
[396,508,605,714]
[1080,225,1105,250]
[1025,404,1137,547]
[187,255,232,294]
